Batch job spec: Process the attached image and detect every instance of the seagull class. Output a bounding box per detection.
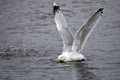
[53,2,104,63]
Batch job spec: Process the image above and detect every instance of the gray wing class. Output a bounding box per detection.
[72,8,104,52]
[54,4,74,50]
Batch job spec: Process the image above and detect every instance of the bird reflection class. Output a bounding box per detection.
[70,62,99,80]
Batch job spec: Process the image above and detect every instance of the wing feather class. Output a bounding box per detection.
[72,8,104,52]
[54,3,74,50]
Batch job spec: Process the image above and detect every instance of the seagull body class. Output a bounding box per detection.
[53,2,104,63]
[59,51,85,62]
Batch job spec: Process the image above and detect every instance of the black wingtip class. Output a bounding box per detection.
[97,8,104,13]
[53,2,60,15]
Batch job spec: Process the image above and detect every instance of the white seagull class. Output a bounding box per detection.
[53,2,104,63]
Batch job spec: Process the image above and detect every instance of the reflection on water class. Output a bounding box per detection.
[76,63,97,80]
[70,62,98,80]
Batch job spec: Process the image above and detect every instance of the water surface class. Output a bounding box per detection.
[0,0,120,80]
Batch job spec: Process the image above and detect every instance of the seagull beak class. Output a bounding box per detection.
[55,58,61,63]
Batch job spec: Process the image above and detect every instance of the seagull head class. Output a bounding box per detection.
[55,55,65,63]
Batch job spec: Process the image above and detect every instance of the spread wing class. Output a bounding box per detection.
[72,8,104,52]
[54,2,74,50]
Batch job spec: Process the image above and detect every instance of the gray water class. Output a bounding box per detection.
[0,0,120,80]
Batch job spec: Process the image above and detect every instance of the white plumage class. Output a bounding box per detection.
[53,2,104,62]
